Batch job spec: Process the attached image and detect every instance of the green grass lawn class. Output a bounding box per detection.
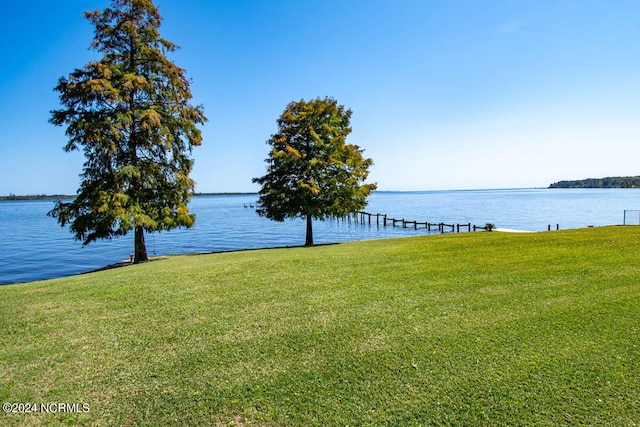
[1,227,639,426]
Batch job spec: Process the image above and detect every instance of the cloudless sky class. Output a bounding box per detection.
[1,0,639,194]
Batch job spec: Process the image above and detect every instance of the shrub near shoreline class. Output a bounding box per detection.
[1,227,639,425]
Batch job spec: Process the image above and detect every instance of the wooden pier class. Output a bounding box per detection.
[353,211,491,234]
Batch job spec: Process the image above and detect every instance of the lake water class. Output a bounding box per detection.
[1,188,639,285]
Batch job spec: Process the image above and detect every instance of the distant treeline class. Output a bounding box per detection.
[0,192,257,201]
[0,194,73,201]
[549,176,640,189]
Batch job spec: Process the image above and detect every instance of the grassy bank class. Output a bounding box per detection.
[1,227,639,426]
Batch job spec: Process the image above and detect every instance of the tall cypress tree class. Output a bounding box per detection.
[253,97,376,246]
[49,0,207,263]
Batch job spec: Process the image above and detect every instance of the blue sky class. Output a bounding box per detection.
[1,0,639,194]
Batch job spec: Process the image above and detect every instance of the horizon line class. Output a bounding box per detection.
[0,187,561,200]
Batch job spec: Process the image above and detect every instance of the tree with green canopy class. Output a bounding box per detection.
[253,97,376,246]
[49,0,207,263]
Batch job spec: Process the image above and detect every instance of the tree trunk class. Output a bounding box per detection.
[134,226,149,263]
[305,215,314,246]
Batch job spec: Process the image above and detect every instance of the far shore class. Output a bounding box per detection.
[0,194,74,201]
[0,192,258,202]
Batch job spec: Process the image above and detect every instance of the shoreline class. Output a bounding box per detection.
[495,228,535,233]
[48,230,545,281]
[2,186,635,285]
[0,225,627,286]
